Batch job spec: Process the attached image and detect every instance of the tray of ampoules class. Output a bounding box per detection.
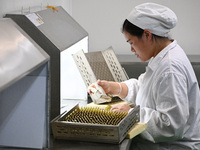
[51,104,140,144]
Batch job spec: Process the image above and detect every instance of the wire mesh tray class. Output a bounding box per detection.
[72,47,129,88]
[51,104,140,144]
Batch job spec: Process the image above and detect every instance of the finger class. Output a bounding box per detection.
[111,108,120,112]
[111,104,120,109]
[88,89,93,94]
[97,79,101,85]
[90,84,96,88]
[110,106,118,111]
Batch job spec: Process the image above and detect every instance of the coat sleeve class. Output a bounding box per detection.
[123,73,145,104]
[140,72,189,143]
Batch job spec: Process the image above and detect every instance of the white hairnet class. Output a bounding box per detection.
[127,3,177,37]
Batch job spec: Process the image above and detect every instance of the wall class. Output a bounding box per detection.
[0,0,72,18]
[0,0,199,55]
[71,0,200,55]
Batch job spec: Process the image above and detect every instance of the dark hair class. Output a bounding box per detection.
[122,19,168,41]
[122,19,144,38]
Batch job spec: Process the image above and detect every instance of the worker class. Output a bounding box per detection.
[88,3,200,150]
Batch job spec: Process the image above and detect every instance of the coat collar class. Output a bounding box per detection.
[147,40,177,71]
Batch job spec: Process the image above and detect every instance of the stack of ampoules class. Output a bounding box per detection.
[65,106,128,125]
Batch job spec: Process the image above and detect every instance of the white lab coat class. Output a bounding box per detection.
[123,40,200,150]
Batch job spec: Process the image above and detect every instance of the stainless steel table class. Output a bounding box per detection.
[49,136,132,150]
[0,136,132,150]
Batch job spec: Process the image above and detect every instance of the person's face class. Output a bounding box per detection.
[123,30,153,62]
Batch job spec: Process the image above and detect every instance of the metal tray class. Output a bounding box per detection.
[51,104,140,144]
[72,47,129,88]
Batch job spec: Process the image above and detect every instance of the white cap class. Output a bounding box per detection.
[127,3,177,37]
